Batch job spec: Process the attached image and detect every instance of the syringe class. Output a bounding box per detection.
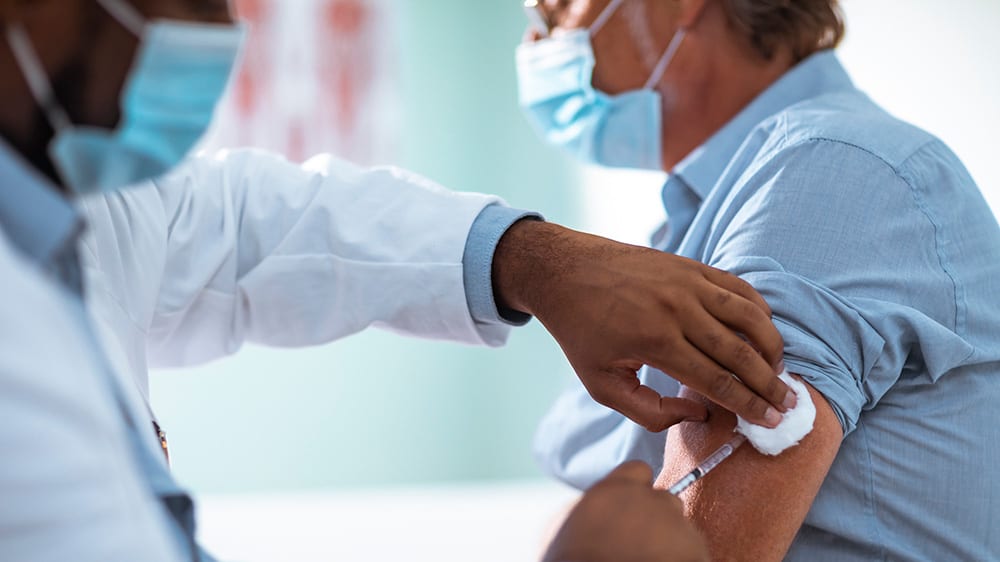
[668,433,747,496]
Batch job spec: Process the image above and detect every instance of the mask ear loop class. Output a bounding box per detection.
[94,0,146,37]
[590,0,629,36]
[644,28,686,90]
[4,24,72,133]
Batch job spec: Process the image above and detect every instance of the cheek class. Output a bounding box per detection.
[68,24,139,128]
[23,1,87,74]
[590,39,649,93]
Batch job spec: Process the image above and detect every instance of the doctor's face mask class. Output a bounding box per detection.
[515,0,686,171]
[3,0,244,195]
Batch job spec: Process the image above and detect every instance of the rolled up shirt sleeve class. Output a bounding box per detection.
[462,204,543,327]
[707,139,975,437]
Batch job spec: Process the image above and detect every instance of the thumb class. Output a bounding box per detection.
[588,368,708,433]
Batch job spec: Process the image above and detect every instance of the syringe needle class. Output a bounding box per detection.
[668,433,747,496]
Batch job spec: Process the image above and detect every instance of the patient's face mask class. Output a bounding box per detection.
[515,0,685,170]
[4,0,244,194]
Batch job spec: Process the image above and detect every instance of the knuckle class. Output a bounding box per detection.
[660,289,684,314]
[709,372,737,401]
[715,288,733,307]
[643,327,671,351]
[743,299,765,320]
[732,341,756,366]
[684,358,703,377]
[704,331,724,352]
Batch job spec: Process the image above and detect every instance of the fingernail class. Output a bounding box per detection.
[764,407,782,427]
[783,389,798,411]
[776,359,786,374]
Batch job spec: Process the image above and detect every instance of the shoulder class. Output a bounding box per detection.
[763,91,939,172]
[721,91,966,221]
[723,90,987,247]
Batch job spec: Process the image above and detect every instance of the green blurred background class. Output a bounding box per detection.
[152,0,1000,496]
[152,0,584,494]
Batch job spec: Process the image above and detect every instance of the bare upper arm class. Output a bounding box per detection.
[653,375,843,562]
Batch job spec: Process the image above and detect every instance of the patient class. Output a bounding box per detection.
[526,0,1000,560]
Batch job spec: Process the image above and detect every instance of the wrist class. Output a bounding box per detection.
[491,218,566,317]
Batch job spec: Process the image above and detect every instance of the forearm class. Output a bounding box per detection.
[491,219,791,431]
[492,220,647,324]
[492,219,577,317]
[653,378,842,561]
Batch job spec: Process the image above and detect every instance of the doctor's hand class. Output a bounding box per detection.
[543,461,709,562]
[493,220,791,431]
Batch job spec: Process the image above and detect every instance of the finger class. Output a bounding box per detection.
[701,265,771,317]
[702,287,785,373]
[685,309,793,412]
[645,342,783,428]
[601,461,655,486]
[586,368,708,433]
[697,271,784,370]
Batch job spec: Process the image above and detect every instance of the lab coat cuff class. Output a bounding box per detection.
[463,204,542,326]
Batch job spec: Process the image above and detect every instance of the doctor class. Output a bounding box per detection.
[0,0,782,560]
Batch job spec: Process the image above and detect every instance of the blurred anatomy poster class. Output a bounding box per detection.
[204,0,398,165]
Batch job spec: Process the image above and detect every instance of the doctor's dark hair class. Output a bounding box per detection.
[722,0,844,62]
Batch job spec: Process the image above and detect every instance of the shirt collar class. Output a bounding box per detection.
[0,138,83,267]
[671,50,857,199]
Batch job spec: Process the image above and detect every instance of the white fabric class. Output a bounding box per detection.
[0,232,186,562]
[0,148,510,560]
[736,372,816,456]
[77,148,509,405]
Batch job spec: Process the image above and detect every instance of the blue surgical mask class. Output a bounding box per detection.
[4,0,244,194]
[516,0,685,170]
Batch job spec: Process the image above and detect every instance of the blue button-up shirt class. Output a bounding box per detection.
[535,51,1000,561]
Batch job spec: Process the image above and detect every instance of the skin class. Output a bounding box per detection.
[0,1,791,557]
[546,461,709,562]
[495,220,791,431]
[1,0,793,432]
[514,0,802,431]
[533,0,794,170]
[531,0,840,557]
[652,379,842,561]
[0,0,231,182]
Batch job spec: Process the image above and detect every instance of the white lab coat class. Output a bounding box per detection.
[0,148,514,561]
[79,148,512,415]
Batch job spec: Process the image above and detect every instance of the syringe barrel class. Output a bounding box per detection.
[698,434,747,474]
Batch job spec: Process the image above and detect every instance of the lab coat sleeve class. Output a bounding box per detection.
[0,233,186,562]
[146,149,520,368]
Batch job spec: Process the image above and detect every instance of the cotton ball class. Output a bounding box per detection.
[735,371,815,456]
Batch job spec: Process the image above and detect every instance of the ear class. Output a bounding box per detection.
[676,0,708,29]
